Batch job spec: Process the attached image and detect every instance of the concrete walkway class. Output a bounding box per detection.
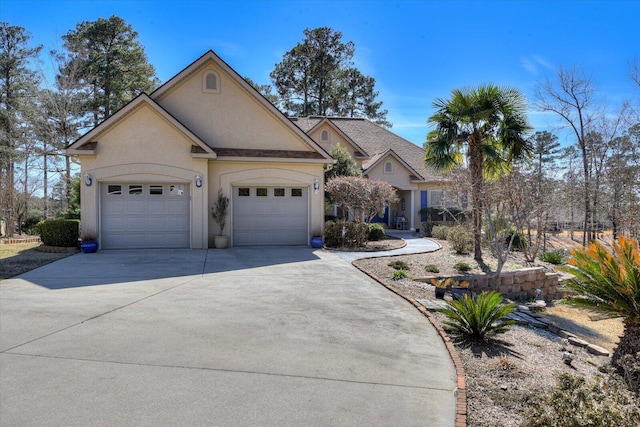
[1,247,456,426]
[333,231,441,263]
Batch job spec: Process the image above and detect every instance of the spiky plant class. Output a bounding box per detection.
[438,291,516,341]
[563,236,640,368]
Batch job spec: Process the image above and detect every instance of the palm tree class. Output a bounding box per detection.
[564,236,640,369]
[425,85,532,260]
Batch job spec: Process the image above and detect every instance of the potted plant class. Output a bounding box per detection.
[310,227,324,248]
[450,280,471,301]
[80,233,99,253]
[211,189,230,249]
[430,278,451,299]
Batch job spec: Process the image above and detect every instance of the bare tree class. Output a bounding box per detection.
[535,66,597,246]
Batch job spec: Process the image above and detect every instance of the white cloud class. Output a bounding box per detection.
[521,55,554,75]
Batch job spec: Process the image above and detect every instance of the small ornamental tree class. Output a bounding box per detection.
[326,176,397,222]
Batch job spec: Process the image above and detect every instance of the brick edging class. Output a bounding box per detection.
[353,264,467,427]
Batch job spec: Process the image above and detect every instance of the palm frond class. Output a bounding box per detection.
[563,237,640,323]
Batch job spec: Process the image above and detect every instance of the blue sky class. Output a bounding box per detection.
[2,0,639,146]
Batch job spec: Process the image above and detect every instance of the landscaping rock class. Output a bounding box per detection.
[558,330,577,339]
[568,336,589,347]
[586,344,610,356]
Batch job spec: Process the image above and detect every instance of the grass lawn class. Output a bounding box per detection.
[0,243,76,280]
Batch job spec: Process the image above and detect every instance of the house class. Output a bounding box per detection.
[292,116,448,232]
[67,50,448,250]
[67,50,333,249]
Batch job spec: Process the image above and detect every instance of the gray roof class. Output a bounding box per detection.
[291,116,445,182]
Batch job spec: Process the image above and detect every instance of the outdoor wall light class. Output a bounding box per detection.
[195,174,203,188]
[314,177,320,194]
[84,172,92,187]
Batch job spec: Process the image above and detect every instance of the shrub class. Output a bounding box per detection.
[388,260,409,270]
[448,224,473,254]
[392,269,410,280]
[21,215,43,234]
[539,250,564,265]
[522,373,640,426]
[425,264,440,273]
[29,220,46,236]
[432,225,450,240]
[438,291,516,340]
[368,223,385,241]
[563,237,640,371]
[324,220,369,248]
[502,227,526,251]
[454,261,472,272]
[40,219,80,247]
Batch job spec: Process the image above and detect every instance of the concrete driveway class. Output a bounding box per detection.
[1,247,456,426]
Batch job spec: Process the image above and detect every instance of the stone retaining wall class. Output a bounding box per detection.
[1,236,41,244]
[418,267,566,302]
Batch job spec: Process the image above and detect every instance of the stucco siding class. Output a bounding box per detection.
[208,161,325,247]
[155,60,312,153]
[78,104,209,249]
[367,157,416,190]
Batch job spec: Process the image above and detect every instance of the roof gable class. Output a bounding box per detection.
[363,149,423,180]
[323,118,446,182]
[151,51,332,161]
[302,117,369,158]
[67,93,215,157]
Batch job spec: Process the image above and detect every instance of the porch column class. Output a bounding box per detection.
[409,190,415,231]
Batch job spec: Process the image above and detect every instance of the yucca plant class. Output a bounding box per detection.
[438,291,516,341]
[563,236,640,369]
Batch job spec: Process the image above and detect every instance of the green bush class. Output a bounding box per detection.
[522,373,640,426]
[21,215,43,234]
[438,291,516,341]
[392,269,410,280]
[388,260,409,270]
[324,220,369,248]
[539,250,564,265]
[29,220,47,236]
[432,225,450,240]
[448,224,473,254]
[453,261,472,272]
[504,227,526,251]
[425,264,440,273]
[368,223,385,241]
[40,219,80,247]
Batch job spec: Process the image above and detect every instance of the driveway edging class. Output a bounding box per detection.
[352,260,467,427]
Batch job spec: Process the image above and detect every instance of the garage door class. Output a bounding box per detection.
[233,186,308,246]
[101,183,190,249]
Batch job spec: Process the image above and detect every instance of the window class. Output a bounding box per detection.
[291,188,302,197]
[238,188,250,197]
[107,185,122,195]
[384,161,393,174]
[256,188,268,197]
[203,70,220,93]
[128,185,143,195]
[150,185,163,195]
[274,188,285,197]
[320,130,329,141]
[169,185,185,196]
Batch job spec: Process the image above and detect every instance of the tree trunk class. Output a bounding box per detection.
[612,320,640,376]
[469,135,484,261]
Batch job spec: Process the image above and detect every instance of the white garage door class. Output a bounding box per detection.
[100,183,190,249]
[233,186,308,246]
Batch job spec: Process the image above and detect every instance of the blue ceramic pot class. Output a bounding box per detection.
[80,241,99,253]
[310,236,324,248]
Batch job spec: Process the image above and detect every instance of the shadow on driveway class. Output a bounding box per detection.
[9,247,321,290]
